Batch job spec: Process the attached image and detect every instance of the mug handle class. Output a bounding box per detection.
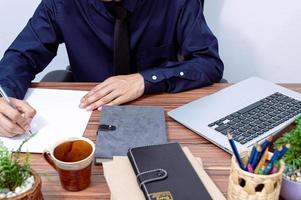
[43,151,57,170]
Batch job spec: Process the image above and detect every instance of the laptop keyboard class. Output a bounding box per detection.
[208,92,301,144]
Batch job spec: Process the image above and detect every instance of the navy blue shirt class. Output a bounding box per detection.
[0,0,223,99]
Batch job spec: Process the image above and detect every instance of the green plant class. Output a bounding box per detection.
[0,134,35,191]
[274,117,301,169]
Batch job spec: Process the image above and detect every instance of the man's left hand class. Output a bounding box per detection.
[79,73,145,111]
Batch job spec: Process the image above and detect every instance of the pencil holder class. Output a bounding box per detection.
[227,151,285,200]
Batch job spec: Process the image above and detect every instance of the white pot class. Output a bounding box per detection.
[281,176,301,200]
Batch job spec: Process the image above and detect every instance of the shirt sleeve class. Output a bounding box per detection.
[140,0,224,94]
[0,0,62,99]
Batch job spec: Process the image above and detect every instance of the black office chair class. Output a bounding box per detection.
[41,65,74,82]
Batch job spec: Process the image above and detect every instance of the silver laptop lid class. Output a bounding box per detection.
[168,77,301,153]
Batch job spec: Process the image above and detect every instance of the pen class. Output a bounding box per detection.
[0,85,16,109]
[227,132,245,170]
[0,85,33,134]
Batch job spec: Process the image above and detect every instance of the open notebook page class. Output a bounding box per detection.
[0,88,92,153]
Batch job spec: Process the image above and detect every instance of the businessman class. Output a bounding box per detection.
[0,0,223,137]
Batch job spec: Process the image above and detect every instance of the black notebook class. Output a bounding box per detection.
[127,143,212,200]
[94,105,168,164]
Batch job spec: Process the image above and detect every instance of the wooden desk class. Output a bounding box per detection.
[28,83,300,200]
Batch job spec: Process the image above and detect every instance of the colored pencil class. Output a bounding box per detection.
[246,163,254,173]
[255,148,269,173]
[263,146,282,175]
[251,144,262,169]
[246,144,257,170]
[227,133,245,170]
[276,144,290,160]
[253,136,273,169]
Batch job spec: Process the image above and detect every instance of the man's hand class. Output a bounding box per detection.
[79,73,145,111]
[0,98,36,137]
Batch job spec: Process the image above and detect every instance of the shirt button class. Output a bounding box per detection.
[180,72,184,76]
[152,75,157,80]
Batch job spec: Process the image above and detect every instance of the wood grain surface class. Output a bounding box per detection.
[25,82,300,200]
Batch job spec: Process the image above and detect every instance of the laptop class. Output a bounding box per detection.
[168,77,301,153]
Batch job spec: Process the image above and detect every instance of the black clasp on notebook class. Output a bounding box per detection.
[136,169,168,188]
[98,124,117,132]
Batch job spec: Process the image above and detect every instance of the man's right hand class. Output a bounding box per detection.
[0,98,36,138]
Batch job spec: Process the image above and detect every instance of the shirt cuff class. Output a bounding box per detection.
[0,85,17,98]
[139,70,167,94]
[143,80,168,94]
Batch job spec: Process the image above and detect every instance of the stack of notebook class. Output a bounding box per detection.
[103,143,225,200]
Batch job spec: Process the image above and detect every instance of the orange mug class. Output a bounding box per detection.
[43,137,95,191]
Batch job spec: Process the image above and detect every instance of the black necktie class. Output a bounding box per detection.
[110,2,132,75]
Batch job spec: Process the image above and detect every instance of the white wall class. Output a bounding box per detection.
[0,0,68,82]
[205,0,301,83]
[1,0,301,83]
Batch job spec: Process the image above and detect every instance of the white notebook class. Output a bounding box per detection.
[0,88,92,153]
